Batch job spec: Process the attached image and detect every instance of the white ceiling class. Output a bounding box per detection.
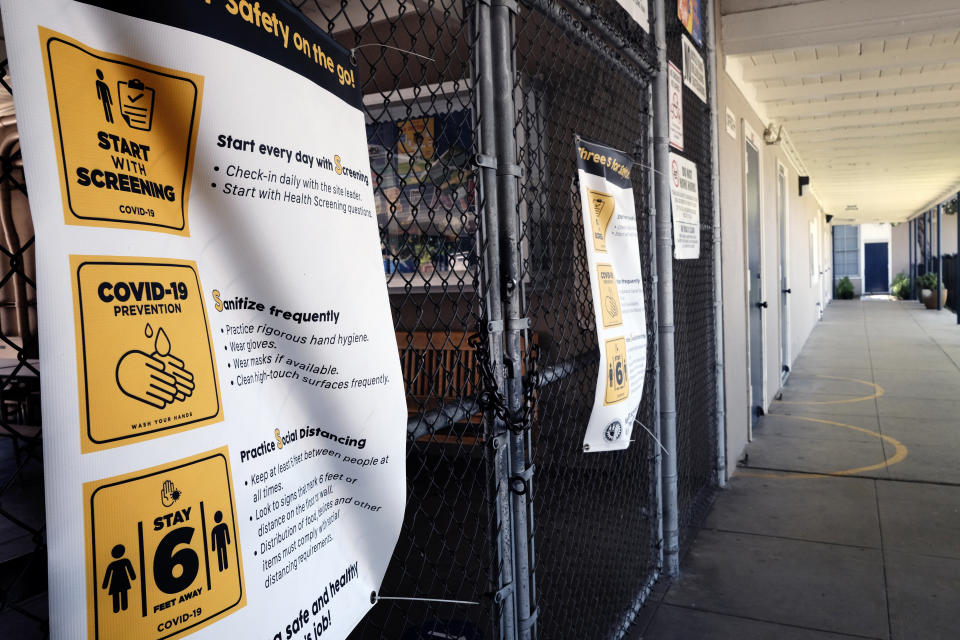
[721,0,960,222]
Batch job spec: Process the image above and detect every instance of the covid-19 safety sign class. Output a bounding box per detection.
[1,1,407,637]
[574,137,647,453]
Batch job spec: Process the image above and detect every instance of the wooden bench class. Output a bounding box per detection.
[397,330,538,445]
[398,331,483,444]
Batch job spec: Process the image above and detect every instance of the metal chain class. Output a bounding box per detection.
[468,325,538,434]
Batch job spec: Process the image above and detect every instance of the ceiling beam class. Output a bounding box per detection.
[739,42,960,82]
[790,120,960,142]
[807,153,960,166]
[795,131,960,152]
[769,89,960,119]
[783,105,960,132]
[756,69,960,102]
[721,0,960,56]
[812,172,958,181]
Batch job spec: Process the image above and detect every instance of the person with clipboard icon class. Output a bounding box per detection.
[117,77,155,131]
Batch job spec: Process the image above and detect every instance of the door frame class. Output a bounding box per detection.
[742,121,766,439]
[777,160,790,385]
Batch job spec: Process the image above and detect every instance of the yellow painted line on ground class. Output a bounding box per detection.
[739,414,908,479]
[775,375,883,406]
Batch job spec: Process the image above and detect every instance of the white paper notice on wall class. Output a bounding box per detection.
[614,0,649,32]
[668,62,684,151]
[669,153,701,259]
[1,1,407,638]
[575,137,647,453]
[725,108,737,139]
[681,34,707,103]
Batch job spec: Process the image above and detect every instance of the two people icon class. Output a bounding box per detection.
[102,511,231,615]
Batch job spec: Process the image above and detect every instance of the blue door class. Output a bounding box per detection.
[864,242,888,293]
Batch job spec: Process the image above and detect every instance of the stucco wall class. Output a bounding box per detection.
[713,0,827,477]
[891,222,909,282]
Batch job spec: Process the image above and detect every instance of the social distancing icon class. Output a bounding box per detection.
[72,256,221,452]
[85,447,245,639]
[587,189,615,252]
[42,28,203,235]
[603,337,629,405]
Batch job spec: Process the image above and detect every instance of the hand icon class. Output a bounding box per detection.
[153,353,195,401]
[116,350,179,409]
[161,480,181,507]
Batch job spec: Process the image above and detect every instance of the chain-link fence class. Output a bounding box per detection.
[664,0,718,537]
[0,0,724,637]
[0,95,46,638]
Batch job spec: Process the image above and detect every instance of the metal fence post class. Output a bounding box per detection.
[490,1,537,638]
[645,88,666,579]
[653,0,680,578]
[705,0,727,488]
[475,1,518,637]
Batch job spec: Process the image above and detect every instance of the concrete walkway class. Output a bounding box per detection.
[636,299,960,640]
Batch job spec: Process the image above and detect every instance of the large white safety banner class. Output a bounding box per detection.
[575,137,647,453]
[1,1,407,638]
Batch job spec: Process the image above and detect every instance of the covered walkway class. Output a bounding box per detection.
[636,299,960,639]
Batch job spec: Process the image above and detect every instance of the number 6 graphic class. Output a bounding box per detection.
[153,527,199,594]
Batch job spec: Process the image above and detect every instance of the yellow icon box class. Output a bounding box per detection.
[41,27,203,235]
[84,447,245,640]
[603,337,629,405]
[587,189,615,252]
[72,256,221,452]
[596,263,622,329]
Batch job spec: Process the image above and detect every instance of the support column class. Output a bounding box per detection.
[938,204,943,310]
[910,218,915,299]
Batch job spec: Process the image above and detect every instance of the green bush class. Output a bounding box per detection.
[890,272,910,299]
[836,276,855,299]
[917,272,940,291]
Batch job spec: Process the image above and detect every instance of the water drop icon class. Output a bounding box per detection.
[155,328,170,357]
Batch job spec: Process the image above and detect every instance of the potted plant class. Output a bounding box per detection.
[836,276,855,299]
[918,273,947,309]
[890,272,910,299]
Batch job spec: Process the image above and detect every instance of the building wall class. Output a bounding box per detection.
[891,222,909,281]
[713,0,827,477]
[936,212,958,257]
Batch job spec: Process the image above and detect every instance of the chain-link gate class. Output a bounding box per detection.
[0,0,727,637]
[510,1,660,638]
